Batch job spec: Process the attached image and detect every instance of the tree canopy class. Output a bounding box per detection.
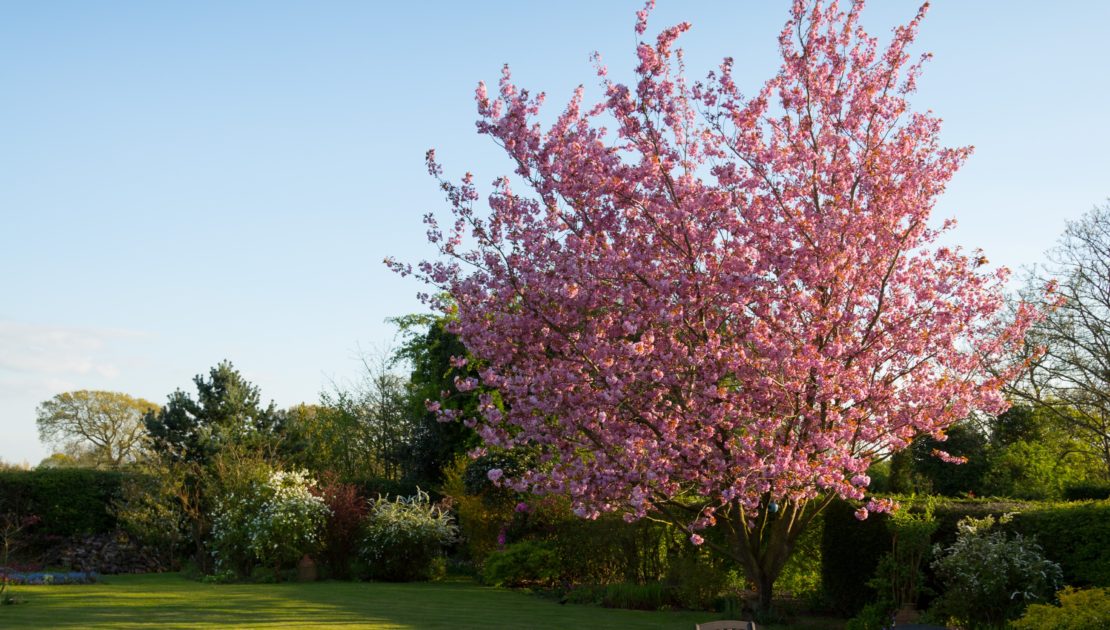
[35,390,158,468]
[392,0,1038,609]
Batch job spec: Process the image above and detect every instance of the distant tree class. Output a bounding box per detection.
[35,390,157,468]
[1012,203,1110,478]
[37,453,84,469]
[909,422,990,497]
[391,314,479,486]
[144,361,284,467]
[988,405,1044,448]
[981,404,1100,500]
[287,351,413,481]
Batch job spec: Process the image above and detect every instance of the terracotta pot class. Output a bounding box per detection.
[297,554,318,582]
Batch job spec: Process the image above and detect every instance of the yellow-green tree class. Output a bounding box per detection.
[36,390,158,468]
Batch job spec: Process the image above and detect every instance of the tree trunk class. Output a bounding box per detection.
[757,572,775,614]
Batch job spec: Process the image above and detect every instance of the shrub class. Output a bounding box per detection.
[112,472,186,568]
[1011,587,1110,630]
[210,468,329,579]
[870,502,937,609]
[929,514,1062,629]
[845,602,896,630]
[314,477,367,578]
[359,489,457,581]
[549,511,673,586]
[480,540,561,588]
[665,547,736,611]
[600,582,669,611]
[209,463,271,576]
[245,470,329,578]
[442,457,514,563]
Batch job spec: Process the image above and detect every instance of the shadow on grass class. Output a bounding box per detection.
[1,573,716,629]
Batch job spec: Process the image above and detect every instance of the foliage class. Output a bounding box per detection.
[480,540,561,588]
[244,470,329,578]
[774,509,823,600]
[1011,587,1110,630]
[664,548,736,612]
[980,404,1103,501]
[982,438,1093,500]
[313,475,367,578]
[0,570,98,585]
[210,468,328,579]
[143,362,288,570]
[845,602,895,630]
[35,391,158,469]
[391,314,481,486]
[869,502,937,609]
[392,0,1037,611]
[359,489,457,581]
[548,511,673,586]
[144,361,286,467]
[113,470,187,567]
[929,514,1062,628]
[0,512,41,566]
[286,350,414,481]
[441,456,514,562]
[208,459,272,576]
[0,468,123,538]
[909,422,990,497]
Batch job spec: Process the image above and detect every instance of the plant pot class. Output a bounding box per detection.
[297,554,317,582]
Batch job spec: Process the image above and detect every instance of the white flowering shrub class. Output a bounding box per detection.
[930,514,1062,629]
[211,469,330,579]
[359,489,457,581]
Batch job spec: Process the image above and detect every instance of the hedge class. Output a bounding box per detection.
[821,499,892,615]
[820,497,1110,615]
[0,468,125,537]
[1010,501,1110,587]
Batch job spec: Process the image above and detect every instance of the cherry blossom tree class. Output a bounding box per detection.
[390,0,1038,609]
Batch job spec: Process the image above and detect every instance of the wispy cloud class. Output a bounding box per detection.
[0,320,147,387]
[0,320,153,463]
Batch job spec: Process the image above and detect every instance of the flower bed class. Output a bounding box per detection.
[1,569,99,585]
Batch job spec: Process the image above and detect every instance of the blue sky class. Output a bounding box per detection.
[2,1,1108,464]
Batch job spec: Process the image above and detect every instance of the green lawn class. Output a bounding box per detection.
[0,573,726,629]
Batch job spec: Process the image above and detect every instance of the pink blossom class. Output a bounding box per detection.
[392,0,1040,605]
[932,449,969,465]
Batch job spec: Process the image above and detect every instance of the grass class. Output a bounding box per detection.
[0,573,724,629]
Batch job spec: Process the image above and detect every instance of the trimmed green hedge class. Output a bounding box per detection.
[821,497,1110,615]
[0,468,125,537]
[1010,501,1110,587]
[821,499,891,615]
[1063,482,1110,501]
